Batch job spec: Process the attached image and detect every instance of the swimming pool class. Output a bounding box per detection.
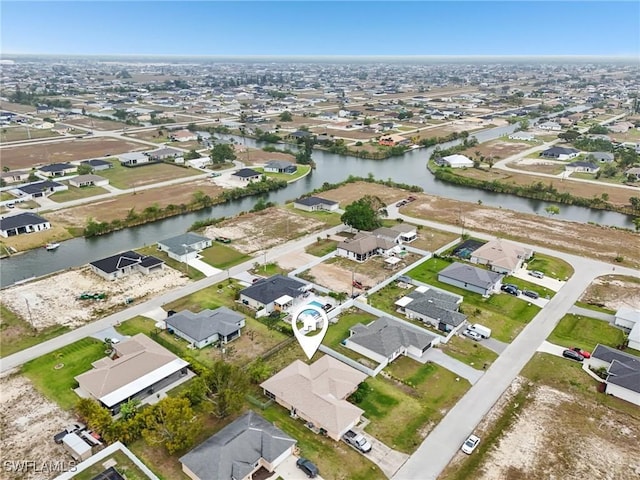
[308,300,324,309]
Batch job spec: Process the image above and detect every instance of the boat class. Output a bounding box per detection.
[45,243,60,251]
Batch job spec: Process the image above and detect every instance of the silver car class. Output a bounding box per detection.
[462,329,482,341]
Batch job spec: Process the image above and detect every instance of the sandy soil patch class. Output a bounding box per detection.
[306,257,391,295]
[314,181,411,208]
[580,275,640,311]
[205,207,327,254]
[0,374,76,480]
[1,137,149,170]
[275,250,318,270]
[239,147,296,166]
[1,267,188,330]
[460,140,532,160]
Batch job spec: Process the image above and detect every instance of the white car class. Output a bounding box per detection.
[462,329,482,341]
[528,270,545,279]
[461,434,480,454]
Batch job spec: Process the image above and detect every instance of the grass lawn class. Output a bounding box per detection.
[49,185,109,203]
[547,314,626,352]
[573,301,616,315]
[98,162,200,189]
[250,262,290,277]
[199,243,251,269]
[283,203,343,227]
[21,338,106,410]
[73,449,153,480]
[1,192,15,201]
[0,304,70,358]
[526,253,574,280]
[0,127,60,142]
[253,164,311,182]
[502,275,556,298]
[258,404,385,480]
[440,336,499,370]
[323,309,377,348]
[137,245,204,280]
[305,239,338,257]
[356,361,470,453]
[163,279,241,312]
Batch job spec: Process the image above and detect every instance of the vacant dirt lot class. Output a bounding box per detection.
[65,117,128,131]
[0,374,75,480]
[237,147,297,165]
[1,267,188,330]
[580,275,640,311]
[314,181,411,207]
[460,140,533,160]
[205,207,327,254]
[402,193,640,269]
[1,137,149,169]
[46,179,223,226]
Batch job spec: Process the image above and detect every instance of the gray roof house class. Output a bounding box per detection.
[166,307,245,348]
[337,232,398,263]
[89,250,164,281]
[233,168,262,182]
[397,288,466,332]
[371,224,418,244]
[157,232,212,263]
[565,160,600,174]
[588,344,640,406]
[180,411,296,480]
[293,196,339,212]
[438,262,503,296]
[344,316,436,367]
[239,274,309,313]
[540,146,579,160]
[588,152,615,163]
[0,212,51,238]
[264,160,297,174]
[38,162,77,177]
[80,159,113,171]
[15,180,68,199]
[118,151,154,167]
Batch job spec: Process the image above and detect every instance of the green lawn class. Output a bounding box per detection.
[440,336,499,370]
[407,258,540,342]
[547,314,626,352]
[1,192,15,201]
[21,338,106,410]
[305,239,338,257]
[199,243,251,269]
[283,203,343,227]
[526,253,574,281]
[250,262,290,277]
[253,164,311,182]
[163,279,242,314]
[259,404,385,480]
[502,275,555,299]
[137,245,204,280]
[323,309,376,348]
[0,304,70,358]
[98,162,200,189]
[356,360,470,453]
[573,301,616,315]
[73,450,153,480]
[49,185,109,202]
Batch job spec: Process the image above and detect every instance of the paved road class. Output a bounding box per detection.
[567,305,616,323]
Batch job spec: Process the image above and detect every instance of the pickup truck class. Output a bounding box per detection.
[343,430,372,453]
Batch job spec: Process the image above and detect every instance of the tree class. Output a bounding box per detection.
[203,361,249,418]
[77,163,93,175]
[119,399,140,420]
[341,196,384,231]
[210,143,236,164]
[246,358,273,384]
[633,217,640,232]
[28,172,39,182]
[630,197,640,212]
[76,398,112,434]
[278,111,293,122]
[518,119,530,131]
[141,397,200,454]
[183,149,200,161]
[545,205,560,216]
[558,130,580,142]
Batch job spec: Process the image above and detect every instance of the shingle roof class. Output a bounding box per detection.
[348,316,435,357]
[542,146,579,156]
[89,250,163,274]
[167,307,244,342]
[338,232,396,255]
[294,196,338,207]
[233,168,261,178]
[180,411,296,480]
[265,160,295,169]
[0,212,49,231]
[17,180,64,194]
[438,262,503,290]
[240,274,307,305]
[404,292,466,326]
[158,232,210,255]
[470,239,531,272]
[81,159,112,168]
[38,162,75,172]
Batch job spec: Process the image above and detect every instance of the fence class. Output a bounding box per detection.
[318,345,383,377]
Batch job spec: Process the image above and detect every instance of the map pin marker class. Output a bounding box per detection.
[291,303,329,359]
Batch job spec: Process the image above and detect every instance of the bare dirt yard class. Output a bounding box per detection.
[580,275,640,310]
[1,267,188,330]
[310,127,379,141]
[0,373,75,480]
[313,181,411,208]
[234,146,297,165]
[460,139,533,160]
[204,207,328,254]
[402,193,640,269]
[1,137,149,169]
[65,117,128,131]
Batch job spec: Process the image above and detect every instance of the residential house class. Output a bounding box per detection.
[379,133,410,147]
[170,130,198,142]
[0,212,51,238]
[336,232,397,262]
[166,307,245,348]
[625,167,640,180]
[80,159,113,171]
[179,411,296,480]
[260,356,367,440]
[13,180,68,199]
[118,152,154,167]
[147,147,183,161]
[89,250,164,281]
[508,132,536,142]
[344,316,436,367]
[287,130,313,141]
[264,160,297,174]
[0,170,30,183]
[69,174,109,188]
[588,344,640,406]
[438,262,503,296]
[614,307,640,350]
[538,121,562,131]
[540,146,580,161]
[565,161,600,174]
[239,274,309,314]
[75,334,190,414]
[293,196,339,212]
[470,239,533,275]
[441,154,474,168]
[38,162,77,177]
[232,168,262,183]
[609,121,634,133]
[397,286,466,332]
[587,152,614,163]
[371,224,418,244]
[157,232,212,263]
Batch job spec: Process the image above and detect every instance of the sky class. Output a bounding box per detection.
[1,1,639,57]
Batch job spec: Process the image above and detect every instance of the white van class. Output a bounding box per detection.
[470,324,492,339]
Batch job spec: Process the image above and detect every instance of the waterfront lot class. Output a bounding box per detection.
[49,184,110,202]
[0,137,149,169]
[98,162,202,189]
[313,181,416,207]
[460,138,533,160]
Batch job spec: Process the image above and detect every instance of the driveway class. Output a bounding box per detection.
[89,326,127,343]
[512,265,567,290]
[537,340,567,357]
[568,305,616,323]
[187,257,221,277]
[414,348,484,385]
[481,336,508,354]
[271,455,325,480]
[351,431,409,478]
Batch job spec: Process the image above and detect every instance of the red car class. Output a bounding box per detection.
[572,347,591,358]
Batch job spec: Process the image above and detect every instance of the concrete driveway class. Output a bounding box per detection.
[187,257,221,277]
[89,326,127,343]
[271,455,325,480]
[537,340,568,357]
[512,266,567,290]
[351,431,409,478]
[481,336,508,354]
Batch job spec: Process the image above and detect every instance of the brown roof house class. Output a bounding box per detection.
[75,334,190,414]
[260,356,367,440]
[337,232,398,262]
[469,239,533,275]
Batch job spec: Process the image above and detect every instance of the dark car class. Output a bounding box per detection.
[502,285,519,296]
[296,458,319,478]
[562,349,584,362]
[522,290,539,299]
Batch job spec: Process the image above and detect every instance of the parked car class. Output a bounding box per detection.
[406,196,416,202]
[6,203,15,209]
[522,290,539,299]
[395,201,406,207]
[529,270,545,279]
[572,347,591,359]
[461,434,480,454]
[343,430,372,453]
[462,329,482,341]
[502,285,519,296]
[296,458,319,478]
[562,349,584,362]
[53,422,86,444]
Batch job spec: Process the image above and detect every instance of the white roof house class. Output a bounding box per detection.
[442,154,474,168]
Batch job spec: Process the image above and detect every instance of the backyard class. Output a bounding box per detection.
[97,161,202,189]
[440,335,498,370]
[547,314,630,353]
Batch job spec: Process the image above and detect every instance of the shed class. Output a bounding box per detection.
[63,432,92,461]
